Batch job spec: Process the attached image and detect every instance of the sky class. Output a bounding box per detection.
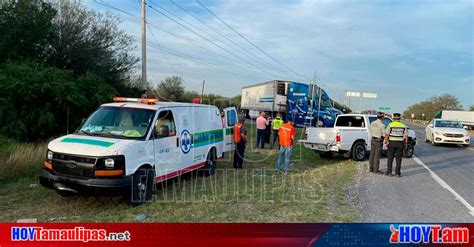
[86,0,473,113]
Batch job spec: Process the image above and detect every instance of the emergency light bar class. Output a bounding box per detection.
[113,97,158,104]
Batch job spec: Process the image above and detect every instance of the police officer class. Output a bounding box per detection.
[369,112,385,174]
[270,113,283,149]
[384,113,408,177]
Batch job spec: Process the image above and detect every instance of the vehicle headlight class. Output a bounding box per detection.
[434,131,443,136]
[326,115,333,120]
[104,158,115,168]
[47,151,53,161]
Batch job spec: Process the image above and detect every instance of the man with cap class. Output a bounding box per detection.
[384,113,408,177]
[233,117,248,169]
[275,118,295,175]
[369,112,385,174]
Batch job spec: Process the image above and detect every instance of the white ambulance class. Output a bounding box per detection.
[40,97,237,205]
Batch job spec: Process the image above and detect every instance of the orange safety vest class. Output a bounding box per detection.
[234,123,243,143]
[278,123,294,147]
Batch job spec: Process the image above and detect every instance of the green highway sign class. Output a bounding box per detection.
[378,107,391,110]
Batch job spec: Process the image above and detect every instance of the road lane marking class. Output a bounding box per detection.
[413,156,474,217]
[467,147,474,152]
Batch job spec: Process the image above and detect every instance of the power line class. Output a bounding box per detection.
[168,0,290,79]
[195,0,309,82]
[148,44,265,96]
[146,3,284,79]
[94,0,273,79]
[94,0,268,93]
[146,40,266,83]
[147,23,179,75]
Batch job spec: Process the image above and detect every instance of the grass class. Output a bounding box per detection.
[0,137,47,182]
[0,125,361,223]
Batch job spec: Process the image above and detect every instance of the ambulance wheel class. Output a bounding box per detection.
[126,167,154,206]
[351,141,366,161]
[202,149,217,176]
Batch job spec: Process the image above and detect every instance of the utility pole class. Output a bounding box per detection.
[308,73,317,127]
[317,80,322,127]
[141,0,147,90]
[200,80,206,103]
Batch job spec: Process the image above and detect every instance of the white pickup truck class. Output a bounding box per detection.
[300,114,417,161]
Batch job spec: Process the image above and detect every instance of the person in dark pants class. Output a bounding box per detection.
[270,114,283,149]
[369,112,385,174]
[265,118,271,145]
[384,113,408,177]
[256,112,268,149]
[233,118,248,169]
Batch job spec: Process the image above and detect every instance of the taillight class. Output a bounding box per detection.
[336,132,341,144]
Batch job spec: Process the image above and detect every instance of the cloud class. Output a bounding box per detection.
[88,0,473,112]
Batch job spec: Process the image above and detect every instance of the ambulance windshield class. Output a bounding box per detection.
[77,106,155,139]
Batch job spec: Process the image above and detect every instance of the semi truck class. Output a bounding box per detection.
[434,110,474,130]
[240,80,342,127]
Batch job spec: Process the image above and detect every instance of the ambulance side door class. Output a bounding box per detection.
[223,107,237,152]
[153,109,181,177]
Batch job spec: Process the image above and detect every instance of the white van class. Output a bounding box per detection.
[40,97,237,205]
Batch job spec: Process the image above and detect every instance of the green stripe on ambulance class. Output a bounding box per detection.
[61,138,115,147]
[192,129,224,148]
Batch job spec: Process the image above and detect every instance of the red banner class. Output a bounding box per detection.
[1,223,473,246]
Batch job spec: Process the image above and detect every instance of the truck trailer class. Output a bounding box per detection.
[435,110,474,130]
[240,80,342,127]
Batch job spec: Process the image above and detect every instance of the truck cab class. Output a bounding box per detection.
[286,83,341,127]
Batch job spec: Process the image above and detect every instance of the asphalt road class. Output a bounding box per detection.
[358,123,474,222]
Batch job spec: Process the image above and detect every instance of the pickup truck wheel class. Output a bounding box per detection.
[403,142,414,158]
[127,167,154,206]
[351,142,366,161]
[318,151,333,159]
[202,149,217,176]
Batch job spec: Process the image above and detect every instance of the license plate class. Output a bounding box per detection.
[315,144,328,151]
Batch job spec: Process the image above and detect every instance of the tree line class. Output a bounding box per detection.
[403,93,471,120]
[150,75,241,110]
[0,0,142,141]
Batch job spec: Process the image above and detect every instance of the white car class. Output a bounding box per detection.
[40,97,238,205]
[425,119,470,147]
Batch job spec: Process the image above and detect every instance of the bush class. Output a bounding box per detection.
[0,60,116,141]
